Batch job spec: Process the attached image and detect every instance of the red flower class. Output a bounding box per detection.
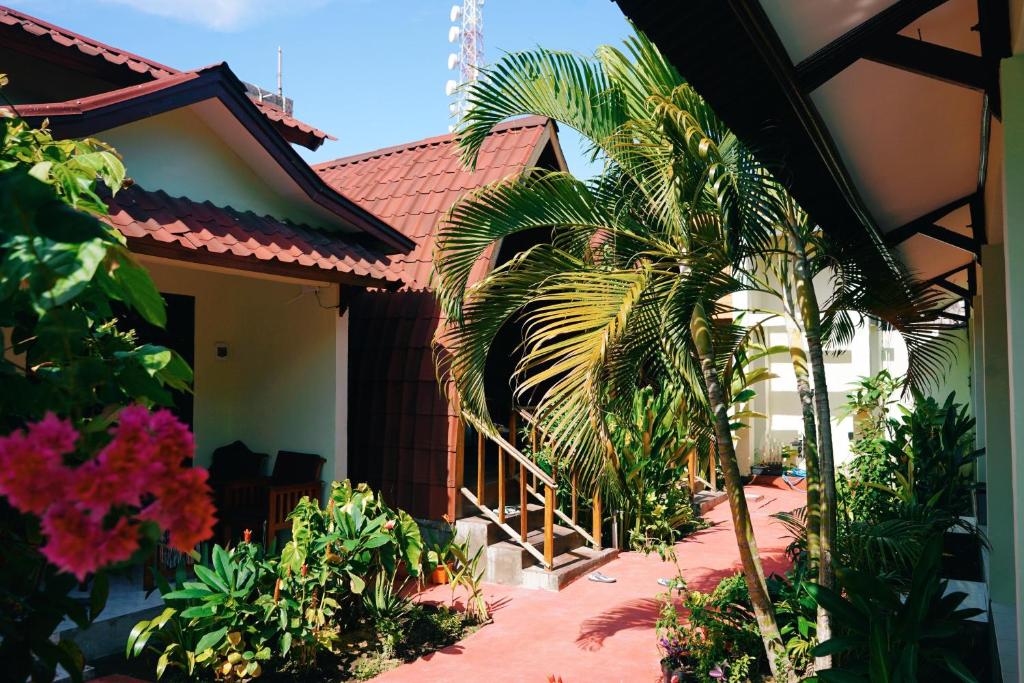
[40,503,139,580]
[0,413,74,514]
[383,519,396,532]
[0,408,216,578]
[138,467,216,553]
[243,529,253,544]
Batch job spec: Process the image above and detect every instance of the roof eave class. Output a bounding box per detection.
[614,0,886,251]
[14,63,414,254]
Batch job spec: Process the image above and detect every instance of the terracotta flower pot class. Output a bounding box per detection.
[430,565,450,585]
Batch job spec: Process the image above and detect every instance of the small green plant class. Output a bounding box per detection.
[605,384,702,551]
[446,536,489,623]
[362,576,414,658]
[127,542,276,678]
[808,535,982,681]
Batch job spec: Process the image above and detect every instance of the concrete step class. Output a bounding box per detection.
[521,546,620,591]
[456,506,612,590]
[693,489,727,514]
[57,573,165,662]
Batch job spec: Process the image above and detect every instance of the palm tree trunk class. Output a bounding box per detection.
[690,303,792,680]
[782,275,821,571]
[789,234,836,671]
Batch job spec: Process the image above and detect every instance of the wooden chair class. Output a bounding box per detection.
[208,440,269,545]
[208,444,325,546]
[265,451,326,541]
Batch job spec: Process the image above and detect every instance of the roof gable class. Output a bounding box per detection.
[0,5,332,150]
[315,116,562,289]
[12,63,414,254]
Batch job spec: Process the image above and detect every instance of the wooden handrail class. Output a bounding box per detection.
[461,487,547,566]
[463,415,557,489]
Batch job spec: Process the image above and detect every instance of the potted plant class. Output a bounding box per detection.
[423,520,456,585]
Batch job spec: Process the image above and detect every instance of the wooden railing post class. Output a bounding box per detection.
[592,491,602,550]
[530,425,538,489]
[571,470,578,526]
[544,484,555,569]
[477,431,485,504]
[498,448,506,524]
[453,417,465,519]
[519,461,528,542]
[687,449,696,493]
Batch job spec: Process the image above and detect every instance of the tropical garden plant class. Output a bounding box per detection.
[0,96,212,682]
[127,480,487,680]
[433,27,953,678]
[808,535,982,682]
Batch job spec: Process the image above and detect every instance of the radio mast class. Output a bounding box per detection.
[445,0,484,131]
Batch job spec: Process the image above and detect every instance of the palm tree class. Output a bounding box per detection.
[434,33,796,677]
[435,30,958,679]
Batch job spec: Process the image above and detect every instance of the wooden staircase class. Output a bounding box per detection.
[454,411,618,591]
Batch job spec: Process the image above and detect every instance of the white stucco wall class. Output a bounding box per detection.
[99,106,332,229]
[142,258,347,484]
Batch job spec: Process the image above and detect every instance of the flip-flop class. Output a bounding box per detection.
[658,577,685,590]
[588,571,616,583]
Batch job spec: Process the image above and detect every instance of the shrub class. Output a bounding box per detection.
[128,481,484,679]
[0,105,205,682]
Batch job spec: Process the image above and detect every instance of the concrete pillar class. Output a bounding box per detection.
[980,245,1014,605]
[1000,52,1024,677]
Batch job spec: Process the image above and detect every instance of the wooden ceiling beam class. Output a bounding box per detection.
[931,277,971,298]
[863,35,995,93]
[885,193,974,244]
[796,0,950,90]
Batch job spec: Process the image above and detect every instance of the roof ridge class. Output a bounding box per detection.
[0,4,178,77]
[313,115,550,171]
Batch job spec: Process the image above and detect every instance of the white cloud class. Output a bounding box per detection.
[99,0,330,31]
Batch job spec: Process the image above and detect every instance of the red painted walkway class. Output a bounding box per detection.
[378,483,805,683]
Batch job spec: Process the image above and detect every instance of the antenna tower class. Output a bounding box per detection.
[446,0,484,131]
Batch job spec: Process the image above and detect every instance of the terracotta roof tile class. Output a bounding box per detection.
[0,5,176,79]
[103,185,402,285]
[314,116,551,290]
[0,5,332,152]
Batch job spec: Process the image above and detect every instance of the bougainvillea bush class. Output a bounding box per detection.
[0,93,212,682]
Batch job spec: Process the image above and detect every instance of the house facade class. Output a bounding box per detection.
[0,5,570,528]
[1,6,413,487]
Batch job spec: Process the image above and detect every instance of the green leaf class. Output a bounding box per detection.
[194,626,228,654]
[111,256,167,327]
[180,604,218,618]
[89,571,109,622]
[194,564,230,594]
[162,588,212,601]
[40,239,108,308]
[350,573,366,594]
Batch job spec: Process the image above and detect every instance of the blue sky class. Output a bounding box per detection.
[18,0,631,175]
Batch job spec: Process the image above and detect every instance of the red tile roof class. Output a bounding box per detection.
[11,63,413,254]
[0,5,333,150]
[251,99,336,149]
[0,5,175,79]
[104,184,401,286]
[314,116,553,289]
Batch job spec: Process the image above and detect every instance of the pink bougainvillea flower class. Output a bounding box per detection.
[40,503,139,580]
[0,413,74,514]
[2,407,215,577]
[383,519,396,532]
[138,467,215,552]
